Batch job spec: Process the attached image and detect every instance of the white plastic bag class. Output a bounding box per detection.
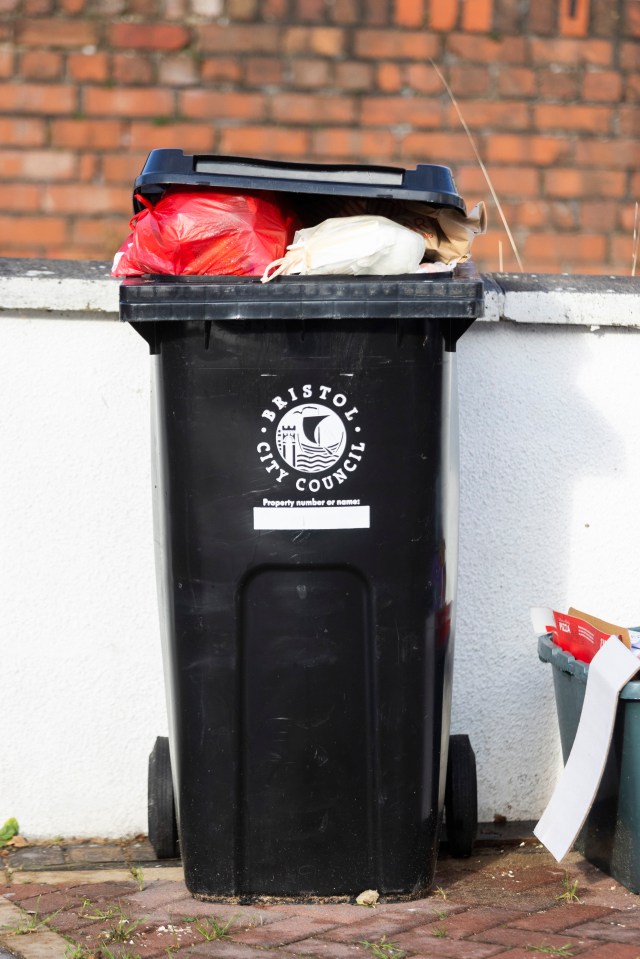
[261,215,426,283]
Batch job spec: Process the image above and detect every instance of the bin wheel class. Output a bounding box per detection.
[148,736,179,860]
[445,734,478,858]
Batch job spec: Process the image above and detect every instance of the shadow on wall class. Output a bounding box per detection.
[453,318,639,823]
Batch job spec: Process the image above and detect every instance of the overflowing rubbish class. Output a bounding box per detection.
[261,215,426,282]
[535,635,640,863]
[112,189,298,277]
[531,605,640,664]
[111,183,486,279]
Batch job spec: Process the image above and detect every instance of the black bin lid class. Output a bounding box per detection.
[132,149,466,215]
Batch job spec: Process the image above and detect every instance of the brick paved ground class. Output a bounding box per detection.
[1,840,639,959]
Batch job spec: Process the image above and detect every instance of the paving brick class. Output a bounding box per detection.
[123,879,190,911]
[279,938,369,958]
[562,918,640,943]
[320,909,428,942]
[414,905,526,939]
[393,931,504,958]
[190,941,296,958]
[66,879,137,901]
[508,903,618,932]
[471,923,599,950]
[233,915,341,946]
[571,946,640,959]
[166,900,283,928]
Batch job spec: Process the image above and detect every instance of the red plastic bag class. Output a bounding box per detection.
[112,189,298,277]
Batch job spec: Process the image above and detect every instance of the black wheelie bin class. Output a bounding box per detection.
[119,150,482,900]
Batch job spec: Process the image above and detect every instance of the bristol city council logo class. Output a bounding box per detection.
[256,383,365,492]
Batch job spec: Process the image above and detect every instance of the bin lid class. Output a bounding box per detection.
[132,150,466,214]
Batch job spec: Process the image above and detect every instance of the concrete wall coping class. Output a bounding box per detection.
[1,258,639,328]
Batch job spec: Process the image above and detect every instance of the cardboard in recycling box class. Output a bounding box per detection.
[538,634,640,893]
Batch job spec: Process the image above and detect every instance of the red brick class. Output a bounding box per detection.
[271,93,356,124]
[395,927,506,957]
[0,47,12,77]
[16,18,98,46]
[67,51,109,82]
[446,64,491,96]
[408,62,449,94]
[377,62,403,92]
[290,57,332,88]
[334,61,373,91]
[528,3,556,33]
[0,149,77,180]
[582,69,623,101]
[354,28,438,59]
[625,0,640,37]
[234,916,341,947]
[129,121,215,152]
[199,24,281,53]
[50,119,127,149]
[200,58,243,83]
[447,99,530,130]
[103,151,152,183]
[620,40,640,70]
[297,0,328,19]
[626,72,640,101]
[109,23,190,51]
[485,134,573,166]
[180,90,266,120]
[473,924,598,950]
[0,82,76,113]
[559,0,590,36]
[400,131,474,163]
[311,127,397,160]
[534,103,613,132]
[112,53,155,84]
[544,168,626,198]
[574,138,638,168]
[0,117,47,147]
[84,86,174,117]
[446,33,528,64]
[42,184,131,216]
[0,184,40,213]
[78,153,98,181]
[19,50,63,79]
[529,37,613,66]
[262,0,289,18]
[537,67,580,99]
[364,0,391,25]
[227,0,258,17]
[524,233,606,262]
[329,0,359,22]
[361,95,444,127]
[219,125,310,158]
[497,66,536,97]
[618,105,640,136]
[245,55,284,86]
[462,0,493,32]
[158,54,199,86]
[282,26,345,55]
[430,0,459,30]
[61,0,87,11]
[0,215,67,246]
[395,0,424,27]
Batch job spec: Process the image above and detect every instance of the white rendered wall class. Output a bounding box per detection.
[1,264,640,836]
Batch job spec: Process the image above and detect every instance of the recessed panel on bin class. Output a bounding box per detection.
[239,566,372,895]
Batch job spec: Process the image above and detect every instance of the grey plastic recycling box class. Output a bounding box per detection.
[119,152,484,900]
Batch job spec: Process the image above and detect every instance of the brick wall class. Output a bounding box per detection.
[0,0,638,274]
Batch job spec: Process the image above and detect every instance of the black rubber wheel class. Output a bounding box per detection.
[148,736,179,860]
[445,734,478,858]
